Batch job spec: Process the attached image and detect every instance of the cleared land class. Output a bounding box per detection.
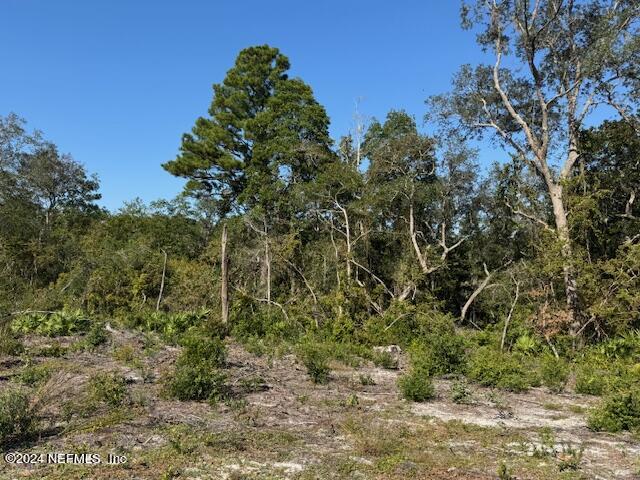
[0,327,638,480]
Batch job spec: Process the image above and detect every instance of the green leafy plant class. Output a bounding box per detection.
[166,330,228,401]
[450,379,473,404]
[540,354,570,393]
[296,339,331,384]
[513,334,540,356]
[587,388,640,432]
[11,310,90,337]
[372,350,398,369]
[575,364,607,396]
[467,347,539,393]
[0,329,23,356]
[0,387,35,446]
[359,374,376,386]
[398,368,435,402]
[17,361,52,387]
[82,322,109,349]
[88,372,128,407]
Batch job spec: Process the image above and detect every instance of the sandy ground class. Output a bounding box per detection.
[0,328,638,479]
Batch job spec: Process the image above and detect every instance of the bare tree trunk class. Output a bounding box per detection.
[156,249,167,312]
[549,183,580,336]
[265,239,271,303]
[337,203,352,281]
[221,224,229,325]
[460,264,493,323]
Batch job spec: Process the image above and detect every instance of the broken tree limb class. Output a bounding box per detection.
[156,249,167,312]
[460,263,493,323]
[501,275,520,352]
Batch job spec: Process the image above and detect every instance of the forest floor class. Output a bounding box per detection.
[0,326,639,480]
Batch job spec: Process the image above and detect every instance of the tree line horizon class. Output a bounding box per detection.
[1,0,638,350]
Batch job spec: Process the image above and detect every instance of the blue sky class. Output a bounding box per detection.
[2,0,495,210]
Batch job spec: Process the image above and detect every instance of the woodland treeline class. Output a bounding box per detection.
[1,0,639,352]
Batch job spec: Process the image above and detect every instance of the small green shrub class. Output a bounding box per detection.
[0,387,35,446]
[34,341,67,357]
[83,322,109,349]
[398,367,435,402]
[450,379,473,404]
[166,330,228,401]
[168,361,228,402]
[372,350,398,369]
[540,355,570,393]
[178,329,226,367]
[11,310,90,337]
[0,331,23,356]
[513,334,540,356]
[113,344,137,363]
[231,299,301,342]
[17,361,52,387]
[467,347,539,393]
[587,388,640,432]
[359,374,376,386]
[296,340,331,384]
[88,372,128,406]
[557,443,584,471]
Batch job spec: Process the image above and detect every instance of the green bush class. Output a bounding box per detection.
[17,361,52,387]
[467,347,539,392]
[166,330,228,401]
[88,372,128,406]
[575,364,608,396]
[11,310,90,337]
[83,322,109,349]
[359,374,376,386]
[0,329,23,356]
[540,355,570,393]
[34,341,68,357]
[231,299,302,342]
[398,367,435,402]
[450,379,473,404]
[0,387,35,446]
[372,350,398,369]
[296,339,331,384]
[587,388,640,432]
[168,361,228,402]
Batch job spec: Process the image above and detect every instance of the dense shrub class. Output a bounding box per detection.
[88,372,128,406]
[467,347,539,392]
[588,388,640,432]
[82,322,109,349]
[0,388,35,446]
[398,367,435,402]
[0,332,23,356]
[540,355,570,393]
[11,310,90,337]
[296,339,331,384]
[166,330,228,401]
[231,298,303,343]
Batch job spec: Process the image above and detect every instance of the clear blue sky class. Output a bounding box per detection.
[1,0,491,210]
